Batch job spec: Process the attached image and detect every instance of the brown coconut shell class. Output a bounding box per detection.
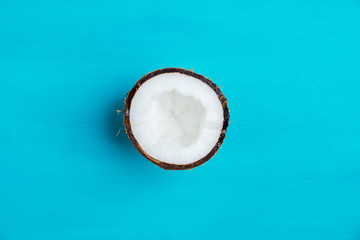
[123,68,229,170]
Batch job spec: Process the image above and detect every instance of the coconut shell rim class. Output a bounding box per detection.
[123,68,230,170]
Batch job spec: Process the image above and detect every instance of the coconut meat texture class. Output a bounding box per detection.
[129,72,224,166]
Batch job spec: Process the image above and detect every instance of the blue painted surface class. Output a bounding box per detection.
[1,0,360,239]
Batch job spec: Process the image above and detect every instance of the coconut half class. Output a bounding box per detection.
[123,68,229,170]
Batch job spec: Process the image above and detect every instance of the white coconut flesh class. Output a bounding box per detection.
[129,72,224,165]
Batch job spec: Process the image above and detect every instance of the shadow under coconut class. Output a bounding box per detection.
[106,95,149,170]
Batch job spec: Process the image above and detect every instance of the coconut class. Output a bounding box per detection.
[123,68,229,170]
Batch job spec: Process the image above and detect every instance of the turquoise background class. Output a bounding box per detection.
[1,0,360,239]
